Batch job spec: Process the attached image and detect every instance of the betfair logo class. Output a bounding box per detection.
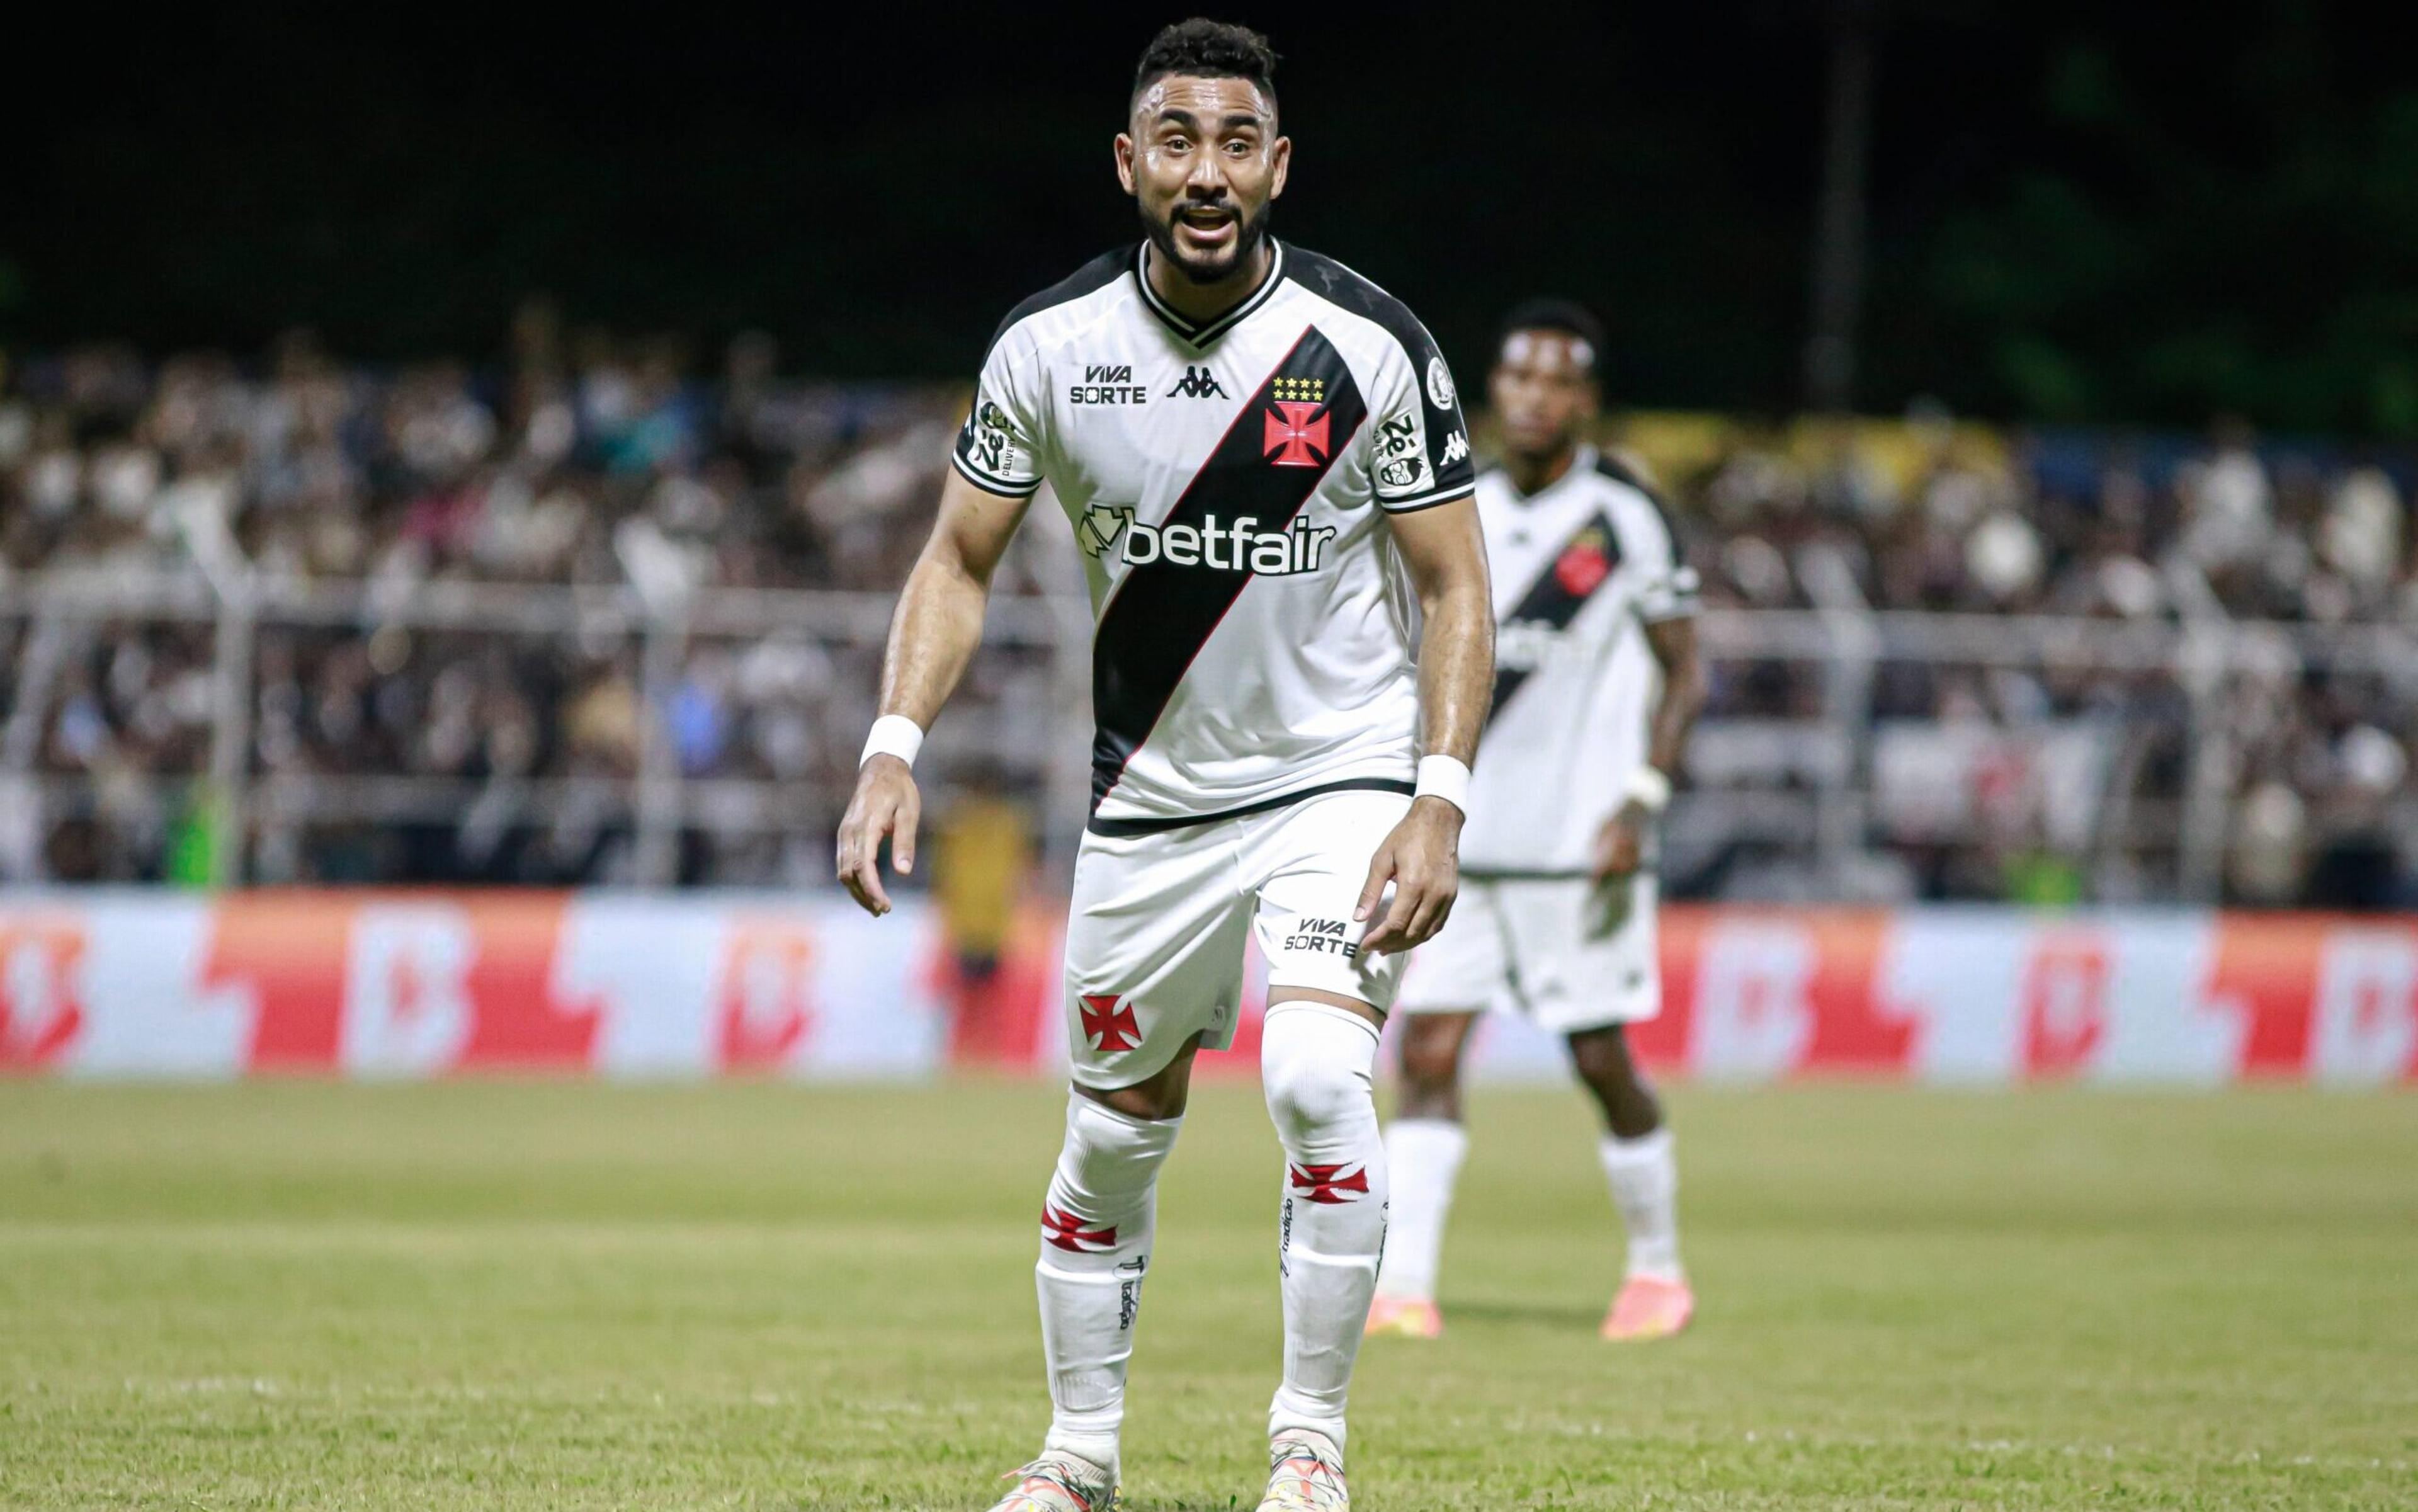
[1075,506,1336,576]
[1077,504,1128,557]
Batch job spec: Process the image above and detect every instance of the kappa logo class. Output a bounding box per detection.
[1439,430,1470,466]
[1167,365,1229,399]
[1288,1162,1372,1204]
[1079,992,1141,1052]
[1264,401,1331,468]
[1042,1203,1119,1253]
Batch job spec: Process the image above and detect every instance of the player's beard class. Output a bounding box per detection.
[1141,199,1273,287]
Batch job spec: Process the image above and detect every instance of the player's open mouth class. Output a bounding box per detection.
[1174,207,1237,253]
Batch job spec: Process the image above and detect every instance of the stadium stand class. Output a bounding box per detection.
[2,324,2412,904]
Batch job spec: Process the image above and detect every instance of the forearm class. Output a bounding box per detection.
[1644,671,1702,776]
[1640,619,1705,777]
[1594,626,1701,880]
[875,548,994,729]
[1357,562,1490,955]
[1415,576,1495,766]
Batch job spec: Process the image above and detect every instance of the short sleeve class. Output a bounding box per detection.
[951,333,1047,497]
[1365,322,1476,512]
[1629,500,1702,623]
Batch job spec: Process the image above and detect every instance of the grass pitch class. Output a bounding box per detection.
[1,1078,2411,1509]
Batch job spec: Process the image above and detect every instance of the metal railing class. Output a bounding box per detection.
[3,569,2411,898]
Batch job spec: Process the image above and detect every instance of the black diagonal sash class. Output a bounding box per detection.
[1485,510,1623,725]
[1090,326,1367,810]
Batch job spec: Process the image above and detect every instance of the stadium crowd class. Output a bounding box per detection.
[2,321,2412,905]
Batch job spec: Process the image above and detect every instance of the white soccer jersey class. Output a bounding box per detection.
[1460,446,1699,875]
[953,240,1477,831]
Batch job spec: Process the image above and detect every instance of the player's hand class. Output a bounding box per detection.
[836,755,919,916]
[1355,796,1463,956]
[1591,804,1650,884]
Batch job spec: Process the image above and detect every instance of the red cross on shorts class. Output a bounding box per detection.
[1263,401,1331,467]
[1287,1162,1371,1203]
[1079,994,1141,1052]
[1041,1202,1118,1253]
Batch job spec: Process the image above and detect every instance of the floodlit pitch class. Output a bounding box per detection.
[1,1081,2410,1509]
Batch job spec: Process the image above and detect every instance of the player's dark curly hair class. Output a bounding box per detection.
[1496,298,1606,372]
[1133,18,1279,109]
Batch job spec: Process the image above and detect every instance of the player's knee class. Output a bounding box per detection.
[1059,1091,1181,1198]
[1261,1005,1378,1142]
[1398,1031,1463,1100]
[1568,1023,1640,1093]
[1264,1051,1366,1139]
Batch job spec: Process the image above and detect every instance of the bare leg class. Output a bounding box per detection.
[1565,1021,1661,1140]
[1569,1022,1683,1285]
[1394,1010,1479,1122]
[1370,1009,1479,1309]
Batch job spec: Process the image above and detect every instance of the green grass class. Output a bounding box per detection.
[0,1080,2412,1509]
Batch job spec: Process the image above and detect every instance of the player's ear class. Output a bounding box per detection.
[1114,132,1138,196]
[1268,134,1290,200]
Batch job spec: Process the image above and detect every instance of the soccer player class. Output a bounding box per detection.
[1365,301,1706,1344]
[835,20,1492,1512]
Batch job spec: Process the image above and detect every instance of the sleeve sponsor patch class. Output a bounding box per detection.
[1425,355,1457,409]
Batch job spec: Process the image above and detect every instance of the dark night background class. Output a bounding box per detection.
[7,0,2410,433]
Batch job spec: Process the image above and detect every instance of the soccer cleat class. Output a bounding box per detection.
[1601,1274,1694,1341]
[1257,1428,1349,1511]
[986,1450,1118,1512]
[1363,1294,1443,1339]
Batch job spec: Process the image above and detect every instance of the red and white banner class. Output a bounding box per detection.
[1,891,2412,1084]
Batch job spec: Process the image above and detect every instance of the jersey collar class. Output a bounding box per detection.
[1504,443,1598,505]
[1133,239,1287,350]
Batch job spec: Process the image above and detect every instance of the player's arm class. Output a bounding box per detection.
[1356,496,1494,955]
[1594,613,1706,880]
[836,471,1033,916]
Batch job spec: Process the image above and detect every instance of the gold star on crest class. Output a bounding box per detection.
[1271,375,1325,403]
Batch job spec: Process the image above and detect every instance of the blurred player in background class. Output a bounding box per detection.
[934,761,1038,1066]
[837,19,1493,1511]
[1367,301,1706,1344]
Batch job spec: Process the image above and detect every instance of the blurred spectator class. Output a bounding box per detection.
[933,763,1038,1066]
[3,324,2412,903]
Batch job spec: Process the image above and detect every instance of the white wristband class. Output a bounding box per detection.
[860,715,924,770]
[1623,765,1673,815]
[1414,754,1472,815]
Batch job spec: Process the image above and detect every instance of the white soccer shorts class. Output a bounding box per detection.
[1061,788,1412,1090]
[1395,872,1661,1033]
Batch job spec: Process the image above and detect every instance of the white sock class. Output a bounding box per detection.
[1599,1126,1683,1282]
[1035,1092,1181,1477]
[1371,1117,1467,1304]
[1260,1001,1388,1453]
